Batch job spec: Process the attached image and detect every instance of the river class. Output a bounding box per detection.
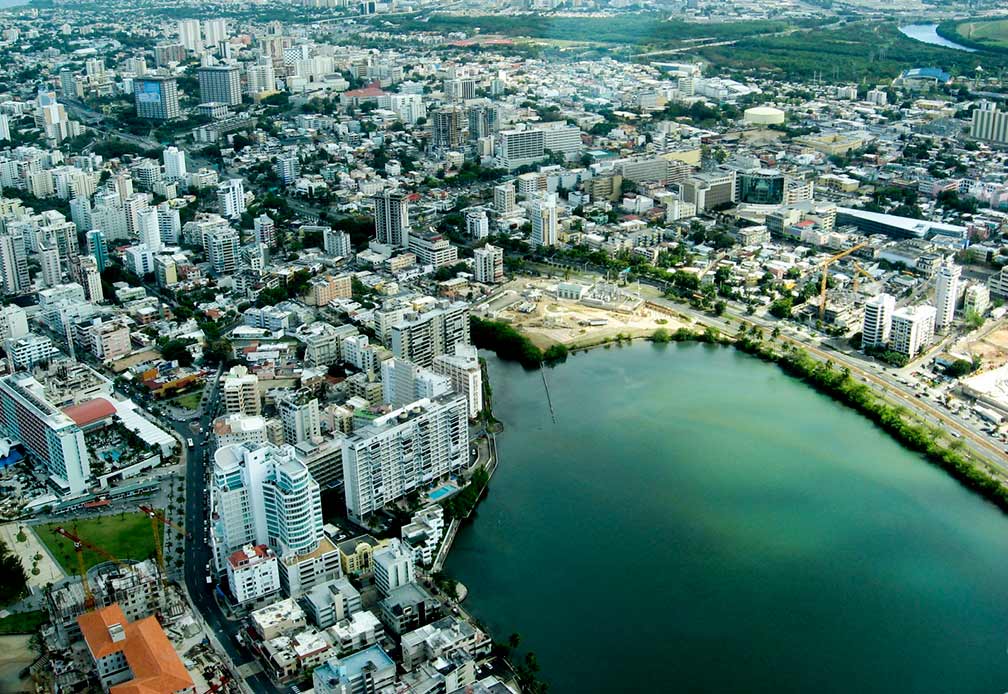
[899,23,976,52]
[447,342,1008,694]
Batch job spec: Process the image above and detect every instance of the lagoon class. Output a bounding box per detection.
[448,342,1008,693]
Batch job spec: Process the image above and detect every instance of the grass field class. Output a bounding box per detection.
[35,512,162,574]
[171,390,204,410]
[0,610,47,635]
[956,19,1008,49]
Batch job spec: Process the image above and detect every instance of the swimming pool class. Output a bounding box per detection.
[428,485,455,501]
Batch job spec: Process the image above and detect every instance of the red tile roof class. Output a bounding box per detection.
[344,80,386,98]
[78,605,194,694]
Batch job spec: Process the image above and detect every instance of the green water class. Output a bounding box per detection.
[447,342,1008,694]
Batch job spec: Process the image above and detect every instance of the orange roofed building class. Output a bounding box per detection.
[78,604,195,694]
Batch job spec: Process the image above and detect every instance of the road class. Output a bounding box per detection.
[171,367,279,694]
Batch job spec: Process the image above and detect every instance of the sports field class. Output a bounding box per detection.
[35,512,161,573]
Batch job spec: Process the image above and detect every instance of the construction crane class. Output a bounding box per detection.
[139,505,189,591]
[818,242,869,320]
[851,260,873,293]
[53,526,133,610]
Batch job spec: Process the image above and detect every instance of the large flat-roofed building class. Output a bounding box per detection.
[836,207,966,241]
[133,76,180,121]
[197,64,242,106]
[495,128,545,170]
[313,645,396,694]
[681,170,736,211]
[0,373,91,495]
[341,395,468,523]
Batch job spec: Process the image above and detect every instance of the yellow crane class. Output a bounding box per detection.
[54,526,134,610]
[139,505,189,592]
[819,242,869,320]
[851,260,874,293]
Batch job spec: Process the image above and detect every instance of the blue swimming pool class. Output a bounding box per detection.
[428,485,454,501]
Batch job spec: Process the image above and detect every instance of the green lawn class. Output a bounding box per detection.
[0,610,48,635]
[172,390,204,410]
[957,19,1008,49]
[35,512,162,574]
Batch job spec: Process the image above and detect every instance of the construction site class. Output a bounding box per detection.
[476,275,684,349]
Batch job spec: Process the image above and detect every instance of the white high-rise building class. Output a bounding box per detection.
[465,208,489,239]
[210,441,325,573]
[217,179,246,219]
[163,146,187,180]
[156,203,181,245]
[323,228,351,258]
[0,373,91,495]
[202,18,229,47]
[136,207,162,253]
[254,214,276,247]
[341,394,469,523]
[0,230,30,296]
[372,190,410,248]
[433,344,484,420]
[493,182,516,216]
[0,113,10,141]
[223,365,261,415]
[934,262,961,330]
[391,303,471,368]
[278,390,321,445]
[79,255,104,304]
[530,193,558,248]
[380,359,452,409]
[177,19,202,52]
[39,244,62,287]
[890,305,936,360]
[208,228,239,275]
[472,244,503,284]
[245,56,276,96]
[862,293,895,349]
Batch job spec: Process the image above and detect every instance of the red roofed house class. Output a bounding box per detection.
[227,544,279,607]
[78,604,195,694]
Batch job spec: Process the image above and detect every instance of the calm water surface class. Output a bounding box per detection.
[899,24,976,52]
[447,343,1008,694]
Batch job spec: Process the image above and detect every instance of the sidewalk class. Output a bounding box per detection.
[0,522,65,590]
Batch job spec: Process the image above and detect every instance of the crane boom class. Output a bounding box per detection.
[818,242,869,320]
[54,526,132,610]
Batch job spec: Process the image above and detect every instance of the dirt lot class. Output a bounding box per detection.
[955,321,1008,369]
[492,276,686,349]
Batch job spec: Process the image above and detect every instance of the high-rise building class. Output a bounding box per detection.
[278,390,321,445]
[496,128,545,170]
[79,255,104,303]
[530,193,558,248]
[433,344,484,420]
[39,244,61,287]
[430,107,464,150]
[862,293,895,349]
[86,230,108,271]
[274,155,300,185]
[210,441,324,572]
[136,207,162,253]
[493,182,516,217]
[372,190,410,249]
[163,146,187,180]
[177,19,202,52]
[156,203,181,245]
[207,228,239,274]
[245,56,276,96]
[223,365,261,415]
[472,244,503,285]
[464,208,489,239]
[0,373,91,495]
[0,230,30,296]
[971,100,1008,145]
[154,42,186,67]
[380,359,451,409]
[341,394,469,523]
[70,197,92,232]
[934,262,961,330]
[391,303,471,368]
[217,179,245,219]
[203,18,229,47]
[133,77,180,121]
[890,305,936,359]
[323,228,351,258]
[253,214,276,247]
[197,65,242,106]
[0,113,10,142]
